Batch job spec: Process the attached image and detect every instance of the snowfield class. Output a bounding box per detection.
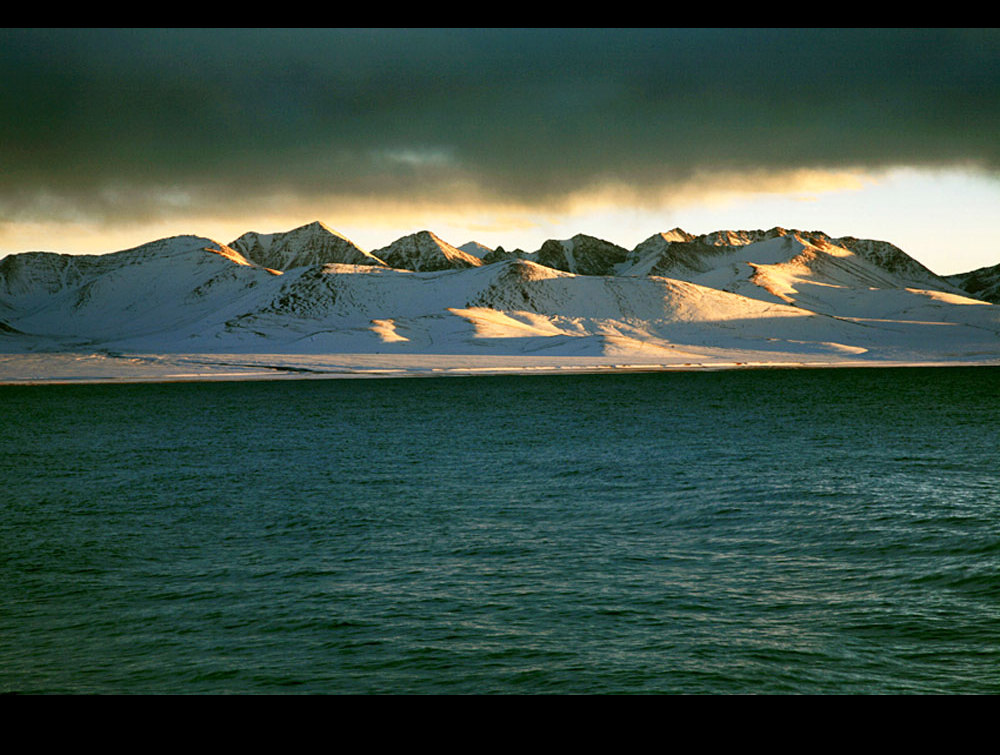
[1,223,998,383]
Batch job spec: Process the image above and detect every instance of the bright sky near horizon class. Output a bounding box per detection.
[2,28,998,276]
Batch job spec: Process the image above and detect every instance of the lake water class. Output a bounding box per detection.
[2,366,999,694]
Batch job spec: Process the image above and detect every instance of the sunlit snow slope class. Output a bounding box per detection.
[1,222,998,370]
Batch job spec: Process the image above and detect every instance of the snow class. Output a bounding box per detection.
[458,241,493,259]
[2,224,999,383]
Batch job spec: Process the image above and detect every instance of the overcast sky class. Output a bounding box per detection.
[2,28,998,273]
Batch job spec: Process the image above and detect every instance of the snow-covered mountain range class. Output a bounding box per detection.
[2,221,998,377]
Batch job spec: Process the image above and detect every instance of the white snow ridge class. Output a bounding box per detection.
[1,223,998,382]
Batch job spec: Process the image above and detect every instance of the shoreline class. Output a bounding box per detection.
[2,351,999,386]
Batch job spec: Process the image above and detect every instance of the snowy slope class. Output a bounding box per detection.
[1,222,998,371]
[0,236,283,348]
[619,227,969,308]
[119,258,864,358]
[948,262,1000,304]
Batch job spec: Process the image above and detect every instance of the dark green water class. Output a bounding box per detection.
[2,366,999,694]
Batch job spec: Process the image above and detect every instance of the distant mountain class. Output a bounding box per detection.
[621,232,749,278]
[532,234,630,277]
[653,228,697,244]
[831,235,953,289]
[459,241,493,259]
[229,220,385,270]
[481,245,528,265]
[618,227,963,304]
[0,235,280,348]
[373,230,484,272]
[1,221,997,366]
[947,263,1000,303]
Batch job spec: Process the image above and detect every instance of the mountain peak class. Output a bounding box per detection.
[533,234,629,276]
[300,219,343,237]
[414,230,450,246]
[229,223,383,271]
[373,231,484,272]
[275,220,357,245]
[459,241,493,259]
[660,228,695,243]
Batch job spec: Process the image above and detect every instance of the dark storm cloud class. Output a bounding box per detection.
[2,28,998,221]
